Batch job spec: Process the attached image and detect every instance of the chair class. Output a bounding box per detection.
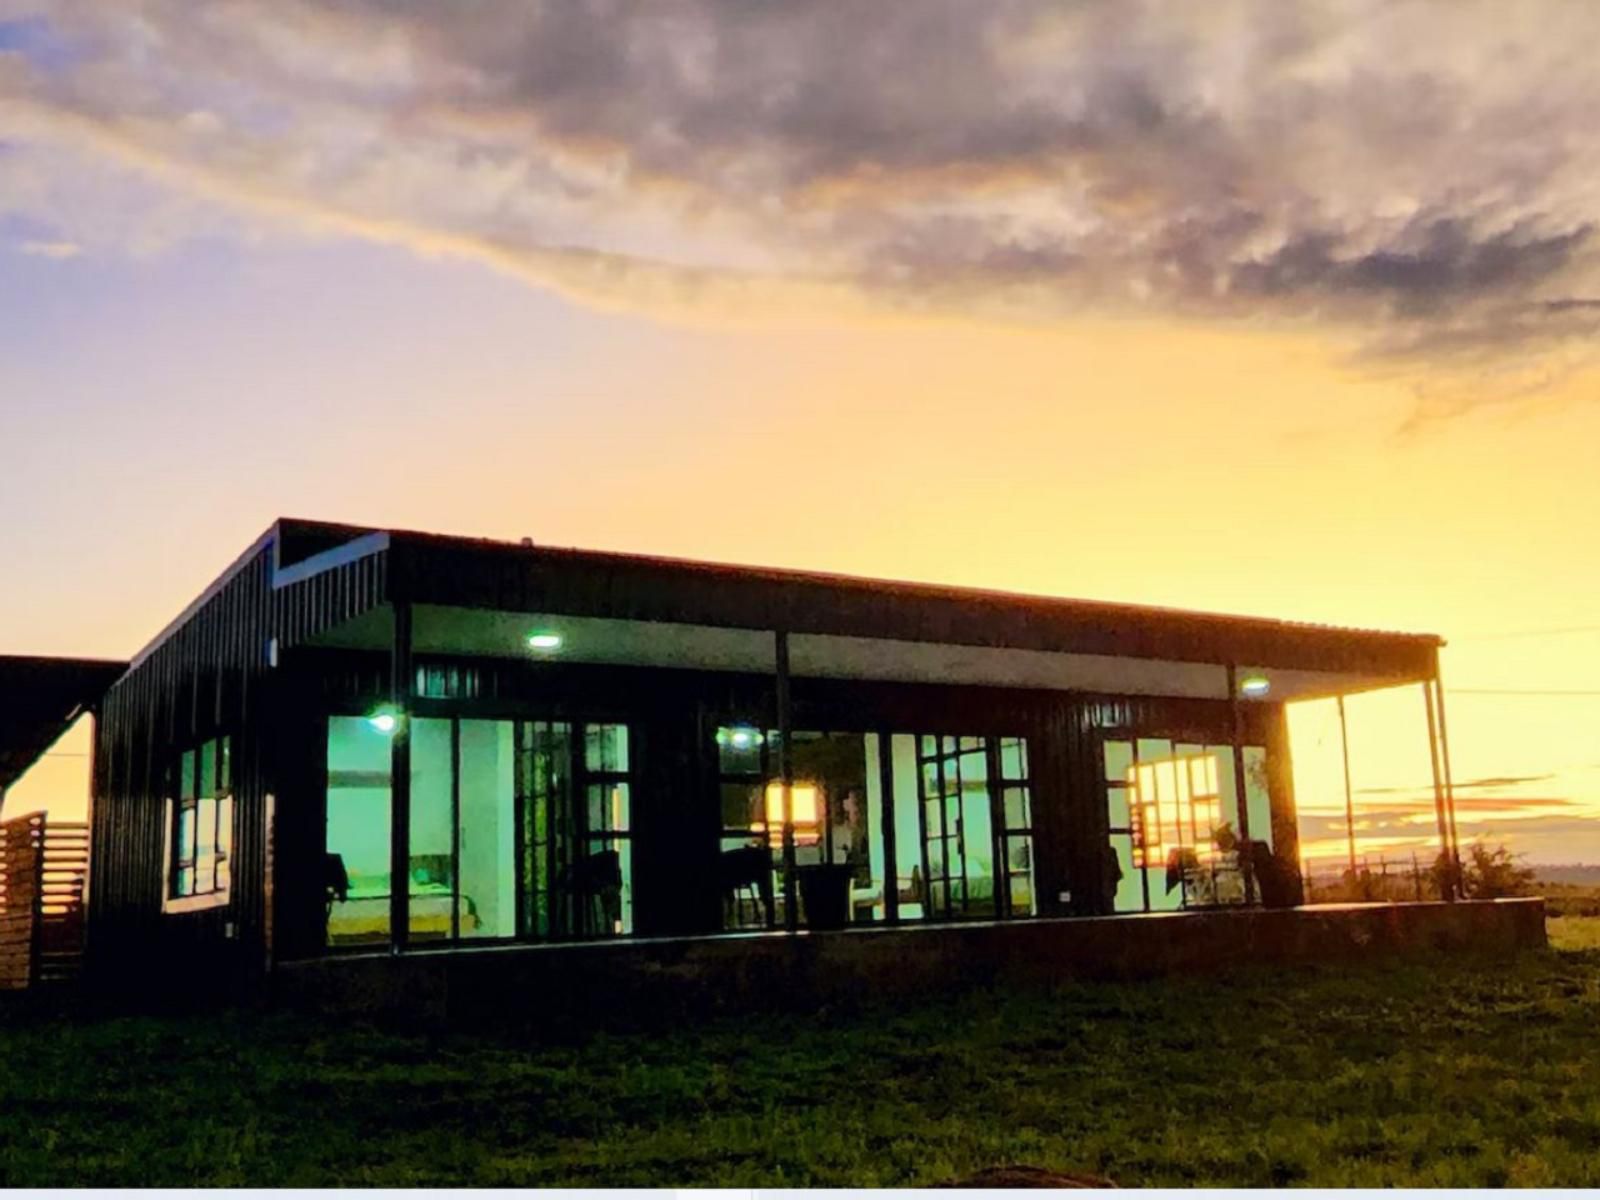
[558,849,623,936]
[718,845,776,929]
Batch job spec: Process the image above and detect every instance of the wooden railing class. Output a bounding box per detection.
[0,812,87,989]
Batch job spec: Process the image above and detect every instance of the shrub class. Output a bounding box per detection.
[1438,841,1538,900]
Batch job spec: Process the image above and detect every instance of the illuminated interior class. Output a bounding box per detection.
[713,726,1034,930]
[165,734,234,902]
[1105,737,1273,913]
[764,782,821,847]
[323,715,633,947]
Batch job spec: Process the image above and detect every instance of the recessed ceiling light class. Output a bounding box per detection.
[527,631,563,651]
[1240,674,1271,698]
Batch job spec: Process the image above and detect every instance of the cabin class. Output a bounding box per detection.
[1,518,1545,1013]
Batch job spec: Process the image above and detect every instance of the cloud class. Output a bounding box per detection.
[17,237,79,257]
[1355,772,1563,796]
[5,1,1600,412]
[1300,796,1598,866]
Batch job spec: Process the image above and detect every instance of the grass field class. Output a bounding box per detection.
[2,917,1598,1187]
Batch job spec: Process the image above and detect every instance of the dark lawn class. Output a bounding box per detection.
[2,919,1597,1187]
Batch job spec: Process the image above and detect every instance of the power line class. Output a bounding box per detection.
[1448,688,1600,697]
[1453,624,1600,642]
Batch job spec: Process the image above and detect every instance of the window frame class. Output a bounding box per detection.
[162,733,235,915]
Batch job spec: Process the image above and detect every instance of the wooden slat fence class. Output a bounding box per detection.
[0,812,87,989]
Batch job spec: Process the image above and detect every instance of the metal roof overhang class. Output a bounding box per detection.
[0,655,126,793]
[305,603,1429,704]
[268,520,1441,702]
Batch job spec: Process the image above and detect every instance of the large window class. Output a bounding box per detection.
[164,734,234,910]
[715,726,1032,930]
[1104,737,1272,913]
[458,719,516,940]
[913,734,1035,921]
[324,715,632,948]
[996,736,1037,918]
[717,725,778,929]
[715,727,890,930]
[581,723,633,937]
[325,717,393,945]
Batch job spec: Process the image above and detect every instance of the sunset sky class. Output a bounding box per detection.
[3,2,1599,866]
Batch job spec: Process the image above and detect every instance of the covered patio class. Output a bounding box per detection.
[274,520,1468,958]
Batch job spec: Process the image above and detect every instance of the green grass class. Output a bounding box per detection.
[1549,914,1600,951]
[3,918,1599,1187]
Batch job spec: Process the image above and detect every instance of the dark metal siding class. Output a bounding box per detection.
[87,536,388,988]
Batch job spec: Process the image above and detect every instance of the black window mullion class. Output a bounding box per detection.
[450,719,461,942]
[921,742,934,928]
[987,740,1008,919]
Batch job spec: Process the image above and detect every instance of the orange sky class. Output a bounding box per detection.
[5,3,1600,868]
[6,311,1599,866]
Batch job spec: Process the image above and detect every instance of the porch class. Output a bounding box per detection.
[274,896,1546,1028]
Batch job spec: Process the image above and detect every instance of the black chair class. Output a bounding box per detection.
[558,849,623,936]
[718,845,776,929]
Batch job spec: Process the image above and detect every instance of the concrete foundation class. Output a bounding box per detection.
[274,898,1547,1029]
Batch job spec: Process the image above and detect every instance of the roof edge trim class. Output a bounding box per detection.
[271,531,390,590]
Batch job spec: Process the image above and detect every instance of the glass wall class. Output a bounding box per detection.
[325,714,631,947]
[912,735,1035,921]
[715,727,1035,929]
[325,716,394,946]
[997,736,1037,917]
[889,734,925,918]
[458,719,516,939]
[582,724,633,937]
[1104,737,1272,913]
[791,731,882,924]
[519,720,575,939]
[717,725,776,929]
[715,727,891,930]
[409,717,455,941]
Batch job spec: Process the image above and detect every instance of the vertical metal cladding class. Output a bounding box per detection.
[87,531,387,989]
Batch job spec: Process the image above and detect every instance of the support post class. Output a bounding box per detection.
[774,630,798,932]
[389,600,413,952]
[878,730,899,923]
[1422,679,1454,902]
[1226,664,1258,905]
[1337,694,1357,875]
[1432,650,1464,883]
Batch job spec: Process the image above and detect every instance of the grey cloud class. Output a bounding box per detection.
[7,0,1600,414]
